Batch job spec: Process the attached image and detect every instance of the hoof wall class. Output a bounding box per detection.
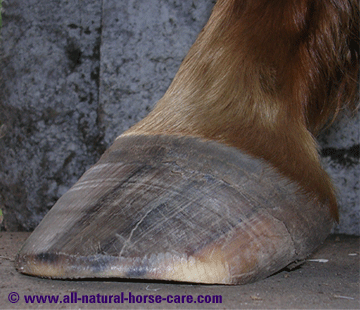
[16,135,333,284]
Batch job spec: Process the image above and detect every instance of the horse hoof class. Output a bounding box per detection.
[15,135,333,284]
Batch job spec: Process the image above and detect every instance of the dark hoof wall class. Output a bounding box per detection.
[16,135,333,284]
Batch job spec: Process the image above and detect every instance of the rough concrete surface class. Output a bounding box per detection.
[0,232,359,309]
[100,0,216,144]
[319,112,360,236]
[0,0,105,231]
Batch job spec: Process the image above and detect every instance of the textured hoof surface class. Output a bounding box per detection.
[16,135,333,284]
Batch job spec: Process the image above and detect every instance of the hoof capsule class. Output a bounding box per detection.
[15,135,333,284]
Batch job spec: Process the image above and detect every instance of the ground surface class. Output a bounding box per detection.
[0,232,359,309]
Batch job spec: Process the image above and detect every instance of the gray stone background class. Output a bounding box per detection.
[0,0,358,235]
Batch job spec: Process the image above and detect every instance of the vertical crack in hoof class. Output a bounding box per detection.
[119,207,156,257]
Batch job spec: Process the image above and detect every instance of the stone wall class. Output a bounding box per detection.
[0,0,358,235]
